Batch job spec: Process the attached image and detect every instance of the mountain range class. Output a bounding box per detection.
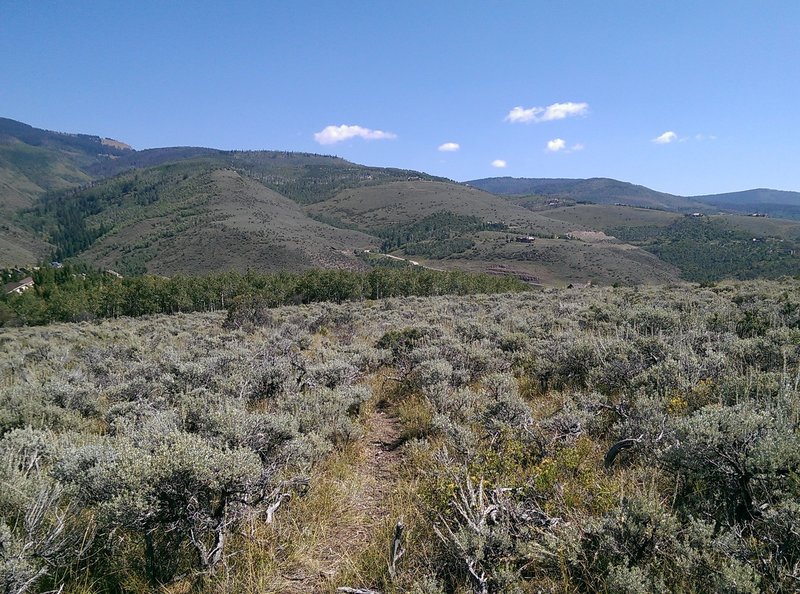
[1,117,798,285]
[466,176,800,217]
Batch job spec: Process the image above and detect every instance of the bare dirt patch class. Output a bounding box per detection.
[566,229,615,241]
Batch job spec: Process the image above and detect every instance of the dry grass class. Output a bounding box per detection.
[218,443,370,592]
[215,381,406,593]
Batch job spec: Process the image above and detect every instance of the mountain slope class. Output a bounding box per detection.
[469,176,800,220]
[16,161,685,284]
[0,118,449,272]
[0,223,52,268]
[691,188,800,220]
[693,188,800,206]
[467,176,710,212]
[24,159,377,275]
[87,168,378,275]
[0,117,132,211]
[533,204,800,282]
[307,180,579,235]
[0,117,448,210]
[307,180,684,285]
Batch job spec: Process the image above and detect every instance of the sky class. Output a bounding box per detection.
[2,1,799,196]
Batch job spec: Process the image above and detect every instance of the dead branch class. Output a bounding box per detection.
[604,434,644,469]
[388,520,405,579]
[265,493,290,524]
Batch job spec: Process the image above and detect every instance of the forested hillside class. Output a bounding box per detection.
[0,117,131,211]
[538,205,800,283]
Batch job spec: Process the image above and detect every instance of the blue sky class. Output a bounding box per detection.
[2,1,799,195]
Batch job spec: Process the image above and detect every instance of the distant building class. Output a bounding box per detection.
[105,269,123,279]
[3,276,34,295]
[690,212,704,218]
[50,261,63,268]
[515,236,536,243]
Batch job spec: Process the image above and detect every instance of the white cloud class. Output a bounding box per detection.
[546,139,584,153]
[505,102,589,124]
[438,142,460,152]
[314,124,397,145]
[695,133,717,141]
[653,131,677,144]
[491,159,507,168]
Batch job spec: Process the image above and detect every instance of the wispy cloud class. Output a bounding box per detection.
[652,131,677,144]
[506,102,589,124]
[314,124,397,145]
[438,142,460,152]
[571,143,585,151]
[491,159,507,168]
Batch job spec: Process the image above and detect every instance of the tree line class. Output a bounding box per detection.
[0,265,529,327]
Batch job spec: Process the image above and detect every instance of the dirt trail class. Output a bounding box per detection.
[279,406,404,593]
[369,251,445,272]
[362,407,404,511]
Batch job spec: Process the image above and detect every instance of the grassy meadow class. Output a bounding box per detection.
[2,278,799,593]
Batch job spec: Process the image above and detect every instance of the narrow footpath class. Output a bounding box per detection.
[278,406,404,593]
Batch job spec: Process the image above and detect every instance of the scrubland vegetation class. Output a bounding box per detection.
[2,278,800,593]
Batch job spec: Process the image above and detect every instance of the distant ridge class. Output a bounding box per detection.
[468,176,800,219]
[466,176,709,212]
[693,188,800,206]
[690,188,800,220]
[0,117,139,211]
[0,117,132,157]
